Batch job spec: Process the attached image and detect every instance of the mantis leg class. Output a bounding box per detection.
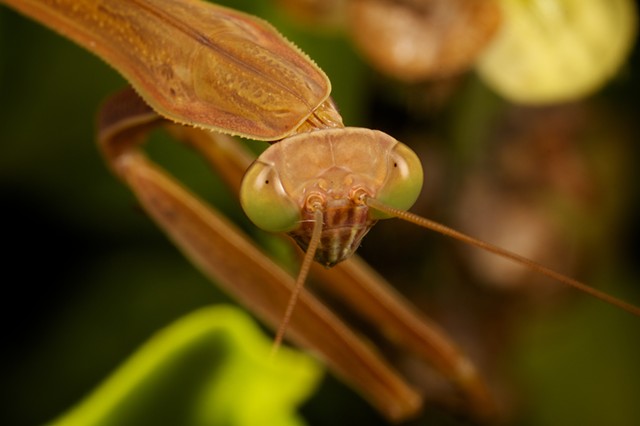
[312,258,494,417]
[97,88,421,422]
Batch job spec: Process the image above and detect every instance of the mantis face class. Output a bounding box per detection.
[240,128,423,266]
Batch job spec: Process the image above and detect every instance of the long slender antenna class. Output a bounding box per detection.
[271,209,324,356]
[366,197,640,317]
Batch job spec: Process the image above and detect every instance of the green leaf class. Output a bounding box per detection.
[48,306,323,426]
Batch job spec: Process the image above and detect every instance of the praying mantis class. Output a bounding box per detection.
[3,2,640,419]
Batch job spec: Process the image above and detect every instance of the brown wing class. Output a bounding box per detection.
[8,0,331,140]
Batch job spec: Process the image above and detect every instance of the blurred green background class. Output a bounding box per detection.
[1,1,640,425]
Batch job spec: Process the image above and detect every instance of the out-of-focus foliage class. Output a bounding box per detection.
[48,306,321,426]
[278,0,638,103]
[477,0,638,104]
[277,0,502,82]
[346,0,501,82]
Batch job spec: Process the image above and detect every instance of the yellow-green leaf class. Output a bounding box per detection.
[48,306,322,426]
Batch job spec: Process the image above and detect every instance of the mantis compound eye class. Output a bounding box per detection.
[370,142,424,220]
[240,160,301,232]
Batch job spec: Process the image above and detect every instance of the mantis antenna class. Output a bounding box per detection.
[271,208,324,355]
[365,197,640,317]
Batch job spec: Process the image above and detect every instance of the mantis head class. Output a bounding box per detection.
[240,127,423,267]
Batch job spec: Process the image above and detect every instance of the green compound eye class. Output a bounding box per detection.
[240,161,301,233]
[370,142,424,220]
